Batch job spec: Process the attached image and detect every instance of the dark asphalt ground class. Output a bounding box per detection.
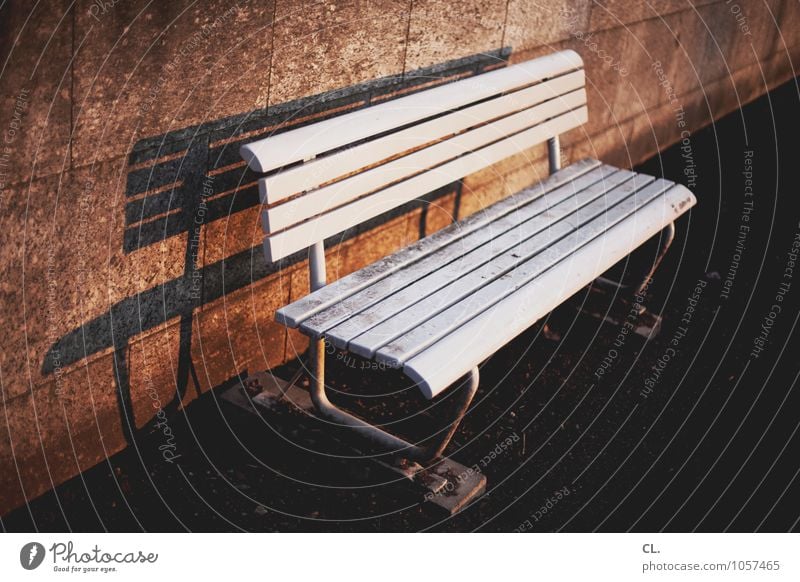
[4,78,799,533]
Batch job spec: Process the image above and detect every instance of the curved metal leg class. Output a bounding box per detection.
[423,368,479,460]
[308,337,478,463]
[594,222,676,300]
[632,221,675,298]
[303,242,477,464]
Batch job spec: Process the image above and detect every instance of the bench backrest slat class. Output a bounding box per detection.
[261,69,586,204]
[241,50,582,174]
[262,88,587,233]
[241,50,587,262]
[262,107,587,261]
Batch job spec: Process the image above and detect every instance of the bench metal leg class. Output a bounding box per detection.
[304,242,476,463]
[542,134,561,342]
[424,367,479,459]
[594,221,676,299]
[632,221,675,298]
[547,136,561,174]
[225,366,486,515]
[309,337,477,463]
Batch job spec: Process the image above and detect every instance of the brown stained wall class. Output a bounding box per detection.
[0,0,797,515]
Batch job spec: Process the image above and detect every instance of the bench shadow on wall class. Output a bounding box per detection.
[41,49,511,445]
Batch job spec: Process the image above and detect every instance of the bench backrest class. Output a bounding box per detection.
[241,50,587,262]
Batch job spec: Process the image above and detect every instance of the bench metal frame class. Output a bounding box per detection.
[306,237,480,462]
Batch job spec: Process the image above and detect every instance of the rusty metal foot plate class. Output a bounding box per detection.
[564,284,663,339]
[221,371,486,516]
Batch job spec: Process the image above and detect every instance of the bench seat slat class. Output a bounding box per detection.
[263,89,587,232]
[375,179,681,369]
[302,166,632,344]
[404,183,696,398]
[264,106,588,261]
[275,158,602,327]
[338,172,650,357]
[262,70,586,204]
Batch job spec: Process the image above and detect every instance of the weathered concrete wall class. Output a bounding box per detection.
[1,0,797,515]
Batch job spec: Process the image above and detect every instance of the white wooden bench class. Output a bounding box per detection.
[240,50,695,467]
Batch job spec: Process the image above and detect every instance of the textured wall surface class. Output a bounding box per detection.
[0,0,797,515]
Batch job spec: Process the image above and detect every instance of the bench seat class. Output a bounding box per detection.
[276,158,696,399]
